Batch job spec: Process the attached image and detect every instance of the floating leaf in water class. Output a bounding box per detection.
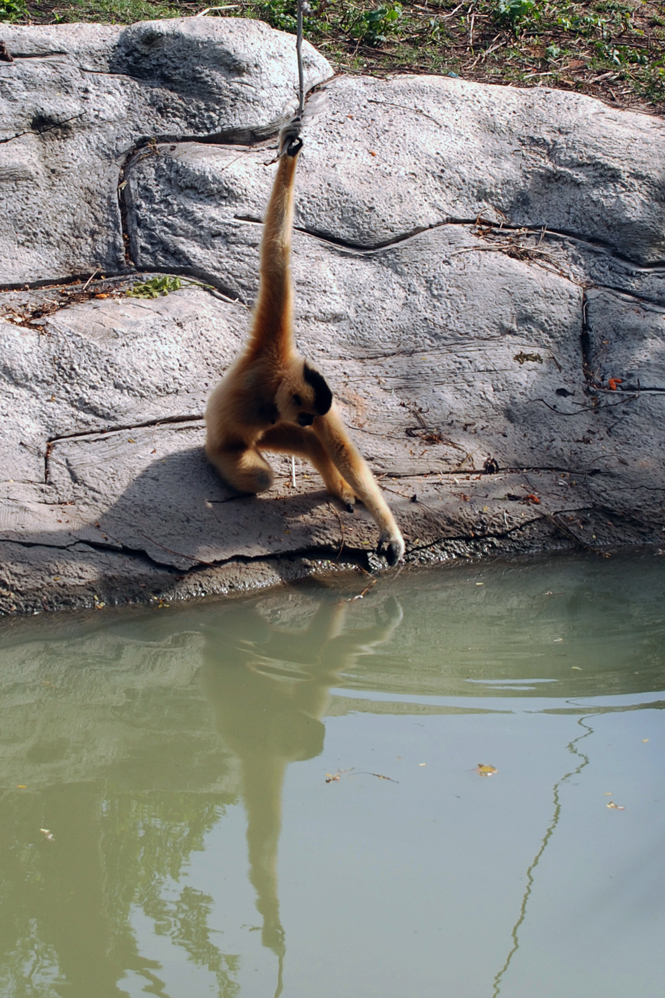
[476,763,498,777]
[606,802,625,810]
[325,768,351,783]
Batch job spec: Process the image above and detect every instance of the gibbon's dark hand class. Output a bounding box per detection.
[375,595,404,627]
[285,135,303,158]
[377,532,405,567]
[279,119,303,159]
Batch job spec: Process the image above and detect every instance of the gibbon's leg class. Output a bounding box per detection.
[313,404,405,566]
[259,424,356,511]
[206,441,275,495]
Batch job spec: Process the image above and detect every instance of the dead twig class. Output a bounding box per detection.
[350,771,399,783]
[347,577,378,601]
[328,501,346,560]
[366,98,442,127]
[81,269,99,293]
[541,511,611,558]
[196,4,239,14]
[530,393,639,416]
[468,35,506,70]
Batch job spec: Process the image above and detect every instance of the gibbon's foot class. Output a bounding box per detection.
[206,443,274,495]
[336,484,356,513]
[377,531,405,567]
[340,486,356,513]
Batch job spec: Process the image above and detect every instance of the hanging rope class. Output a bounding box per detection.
[296,0,307,120]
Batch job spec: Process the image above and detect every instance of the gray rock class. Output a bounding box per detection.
[126,75,665,263]
[1,19,665,616]
[0,18,331,284]
[586,288,665,391]
[0,21,122,71]
[0,285,247,481]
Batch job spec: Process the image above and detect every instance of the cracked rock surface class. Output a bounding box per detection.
[0,17,330,284]
[1,17,665,616]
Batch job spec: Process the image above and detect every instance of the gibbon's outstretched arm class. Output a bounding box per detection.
[205,121,405,566]
[246,123,302,362]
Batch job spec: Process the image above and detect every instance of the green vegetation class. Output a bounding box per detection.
[1,0,27,19]
[126,275,185,298]
[3,1,664,112]
[126,275,217,297]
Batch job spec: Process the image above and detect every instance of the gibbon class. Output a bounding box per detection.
[205,120,405,566]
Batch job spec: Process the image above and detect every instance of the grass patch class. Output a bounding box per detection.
[3,1,664,113]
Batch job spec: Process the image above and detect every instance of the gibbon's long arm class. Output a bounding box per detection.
[260,411,405,566]
[313,403,405,566]
[246,129,302,363]
[204,120,405,566]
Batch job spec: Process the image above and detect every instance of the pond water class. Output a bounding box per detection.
[0,553,664,998]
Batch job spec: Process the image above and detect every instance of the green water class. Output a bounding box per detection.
[0,553,664,998]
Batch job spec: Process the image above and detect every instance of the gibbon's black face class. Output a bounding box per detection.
[276,361,333,427]
[302,362,333,416]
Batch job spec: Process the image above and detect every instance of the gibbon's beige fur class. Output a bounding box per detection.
[205,121,405,565]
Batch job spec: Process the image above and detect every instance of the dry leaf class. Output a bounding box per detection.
[325,768,351,783]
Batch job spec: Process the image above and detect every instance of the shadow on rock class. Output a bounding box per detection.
[66,442,351,572]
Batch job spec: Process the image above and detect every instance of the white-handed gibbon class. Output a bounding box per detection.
[205,120,405,566]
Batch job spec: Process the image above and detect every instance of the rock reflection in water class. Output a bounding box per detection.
[0,591,402,997]
[2,552,664,997]
[201,595,403,964]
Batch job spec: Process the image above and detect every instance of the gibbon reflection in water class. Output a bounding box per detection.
[201,595,403,957]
